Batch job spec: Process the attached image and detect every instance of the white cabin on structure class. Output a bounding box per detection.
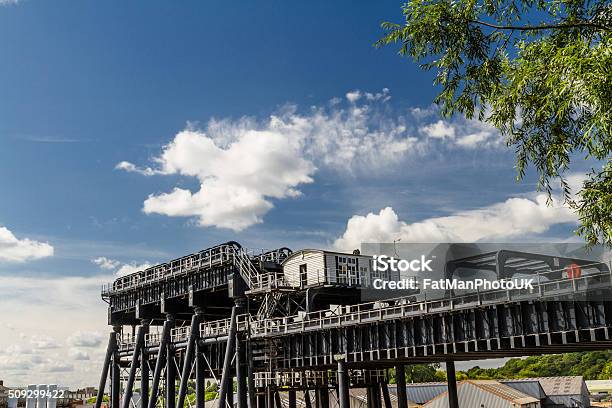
[282,249,390,289]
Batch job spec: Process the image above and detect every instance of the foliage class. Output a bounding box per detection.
[378,0,612,245]
[460,351,612,380]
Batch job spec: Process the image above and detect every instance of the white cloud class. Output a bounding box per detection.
[67,331,103,348]
[0,226,53,262]
[69,349,91,361]
[420,120,456,140]
[115,262,152,277]
[0,0,19,5]
[92,256,121,270]
[334,194,577,250]
[346,90,361,103]
[30,335,60,349]
[122,125,316,231]
[118,89,507,231]
[0,274,110,386]
[92,256,152,277]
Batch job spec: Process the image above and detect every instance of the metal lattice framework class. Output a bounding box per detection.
[95,243,612,408]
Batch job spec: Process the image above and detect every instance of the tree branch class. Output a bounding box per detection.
[469,19,611,32]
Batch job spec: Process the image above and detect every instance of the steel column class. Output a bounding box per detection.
[95,332,117,408]
[141,325,150,408]
[316,389,329,408]
[337,360,349,408]
[218,306,238,408]
[148,318,172,408]
[122,323,148,408]
[166,318,177,408]
[446,361,459,408]
[304,391,312,408]
[178,312,202,408]
[236,333,247,408]
[196,339,205,408]
[247,341,256,408]
[288,391,296,408]
[395,364,407,408]
[380,382,391,408]
[111,327,121,408]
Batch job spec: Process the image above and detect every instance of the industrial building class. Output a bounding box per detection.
[94,242,612,408]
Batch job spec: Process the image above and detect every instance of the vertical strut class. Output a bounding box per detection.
[122,322,148,408]
[288,391,296,408]
[196,338,205,408]
[148,318,172,408]
[236,332,247,408]
[446,361,459,408]
[218,306,238,408]
[394,364,407,408]
[166,318,177,408]
[178,312,202,408]
[337,360,349,408]
[111,327,121,408]
[380,382,392,408]
[141,327,150,408]
[95,331,117,408]
[303,390,312,408]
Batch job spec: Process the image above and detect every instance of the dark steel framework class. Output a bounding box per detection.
[96,242,612,408]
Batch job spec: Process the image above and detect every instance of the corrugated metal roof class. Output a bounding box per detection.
[500,379,547,399]
[532,376,585,396]
[389,383,448,405]
[422,381,539,408]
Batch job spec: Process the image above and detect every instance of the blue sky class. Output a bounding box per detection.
[0,0,586,386]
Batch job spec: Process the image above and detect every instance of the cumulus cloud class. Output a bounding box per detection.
[69,349,91,361]
[30,335,60,349]
[67,331,103,348]
[334,194,577,250]
[92,256,152,277]
[0,226,53,262]
[115,262,152,277]
[420,120,456,140]
[118,89,505,231]
[92,256,121,270]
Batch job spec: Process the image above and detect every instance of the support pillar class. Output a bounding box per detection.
[95,331,117,408]
[395,364,408,408]
[122,322,149,408]
[111,326,121,408]
[380,382,392,408]
[149,318,172,408]
[178,311,203,408]
[218,306,238,408]
[166,317,177,408]
[288,391,296,408]
[316,389,329,408]
[274,391,282,408]
[446,361,459,408]
[304,390,312,408]
[196,338,205,408]
[236,333,247,408]
[235,298,247,408]
[337,360,349,408]
[141,325,150,408]
[247,341,256,408]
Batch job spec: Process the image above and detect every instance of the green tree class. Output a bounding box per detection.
[378,0,612,245]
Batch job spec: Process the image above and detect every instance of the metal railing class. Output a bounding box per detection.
[116,263,612,350]
[101,242,285,295]
[243,266,612,337]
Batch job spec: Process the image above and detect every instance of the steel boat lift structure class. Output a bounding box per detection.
[95,241,612,408]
